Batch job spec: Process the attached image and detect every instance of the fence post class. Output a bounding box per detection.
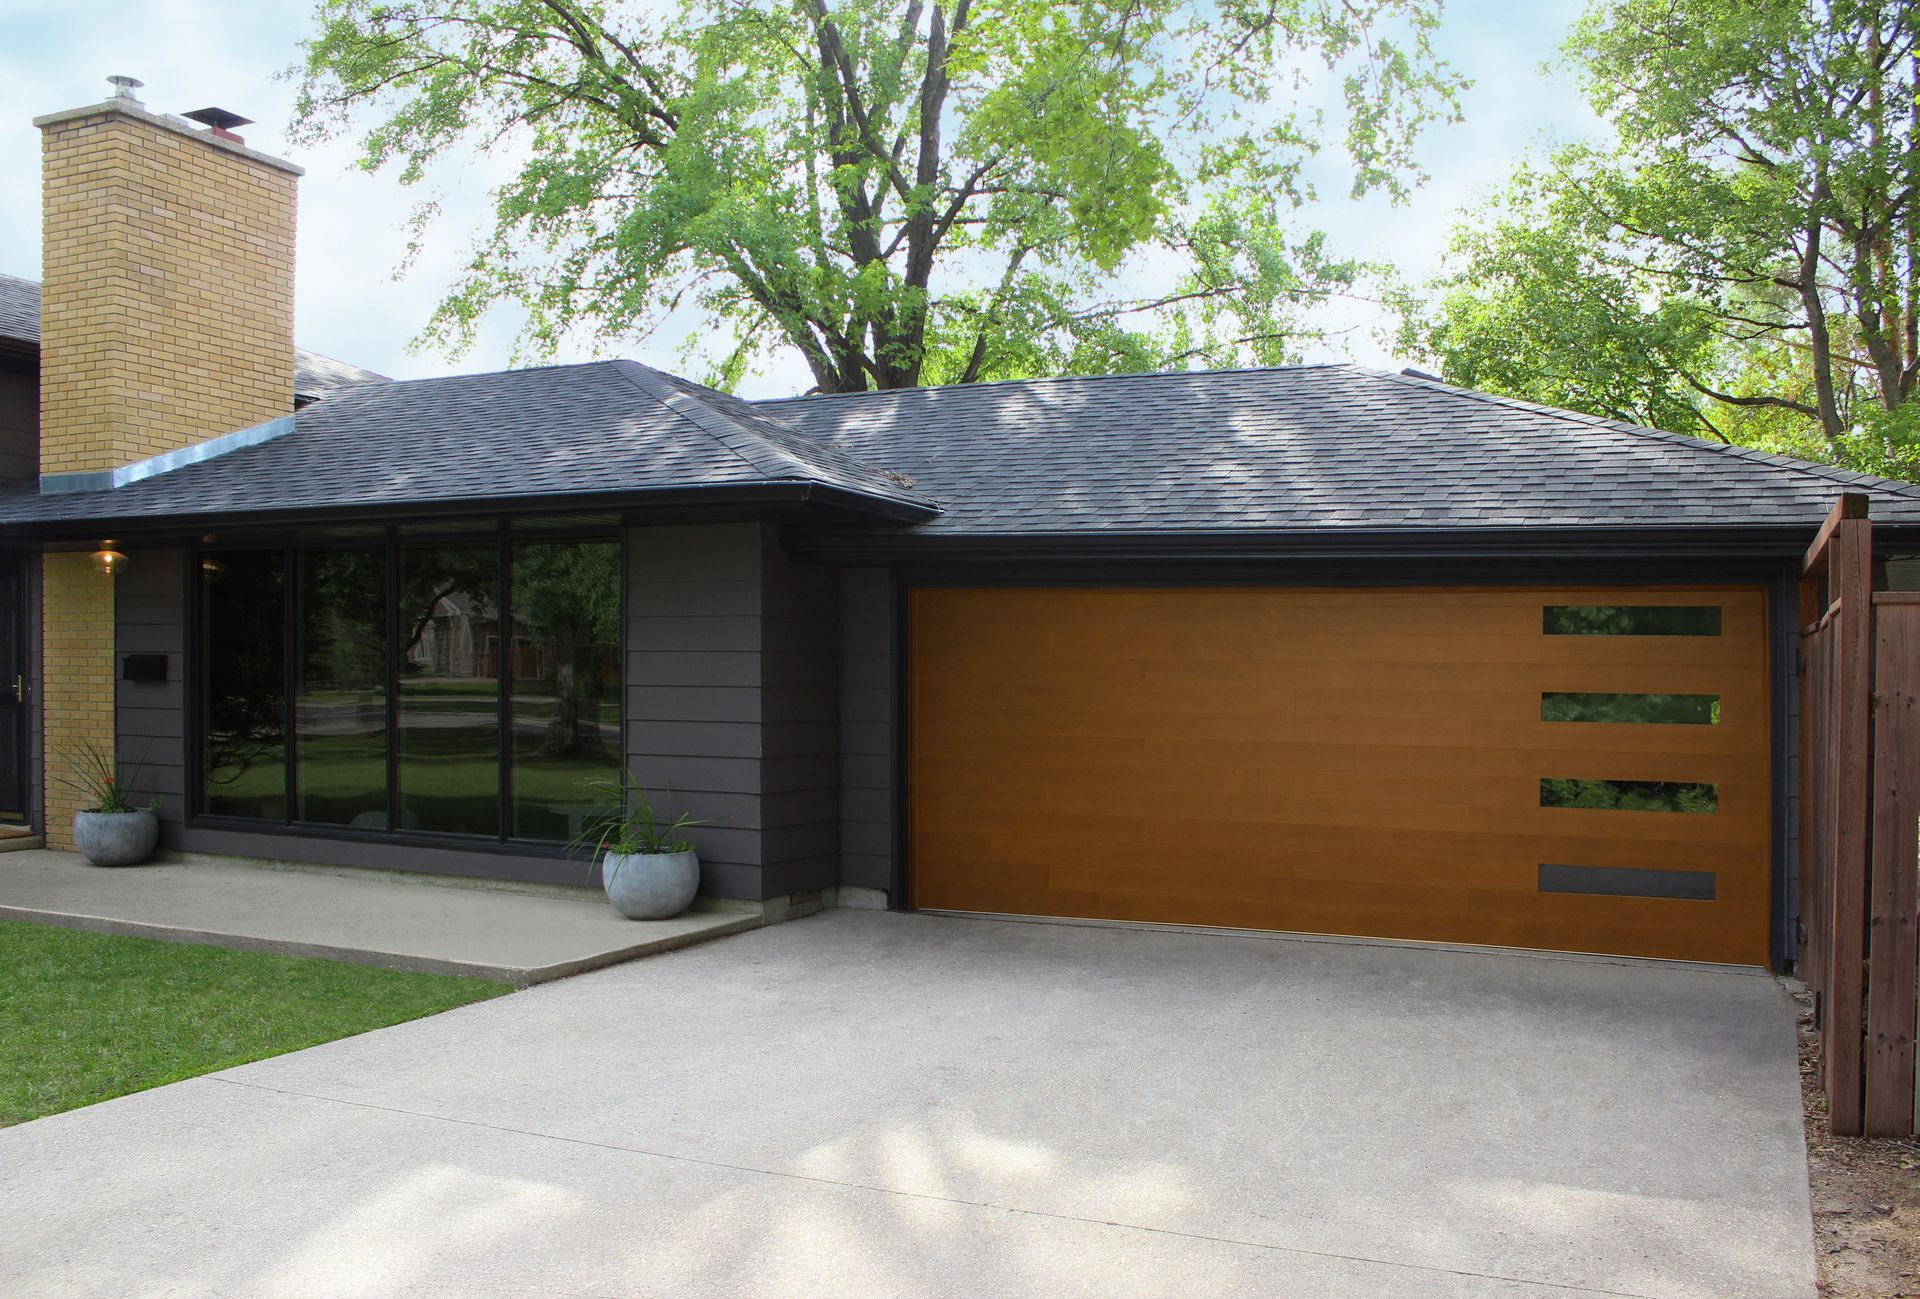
[1866,597,1920,1135]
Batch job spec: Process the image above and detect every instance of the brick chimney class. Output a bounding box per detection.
[32,78,302,848]
[35,76,301,477]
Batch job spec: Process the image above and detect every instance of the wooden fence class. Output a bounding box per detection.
[1800,493,1920,1136]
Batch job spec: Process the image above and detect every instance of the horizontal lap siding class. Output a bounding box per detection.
[759,533,840,897]
[839,569,895,892]
[624,522,842,901]
[115,548,185,844]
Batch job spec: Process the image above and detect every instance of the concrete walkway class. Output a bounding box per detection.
[0,909,1814,1298]
[0,850,755,985]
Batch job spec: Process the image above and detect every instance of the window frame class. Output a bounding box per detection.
[187,522,625,853]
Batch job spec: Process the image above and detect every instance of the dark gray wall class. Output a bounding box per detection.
[115,548,186,843]
[624,521,844,901]
[0,367,37,487]
[838,569,896,894]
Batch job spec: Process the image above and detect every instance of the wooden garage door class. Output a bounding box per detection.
[909,587,1772,965]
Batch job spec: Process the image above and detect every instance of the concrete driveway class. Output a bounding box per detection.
[0,909,1813,1298]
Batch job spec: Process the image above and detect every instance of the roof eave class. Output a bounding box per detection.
[0,478,939,542]
[788,521,1920,566]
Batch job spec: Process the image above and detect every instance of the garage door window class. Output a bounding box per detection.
[1540,777,1718,813]
[1541,692,1720,724]
[1543,605,1721,635]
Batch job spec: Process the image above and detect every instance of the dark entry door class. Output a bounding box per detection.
[0,554,27,823]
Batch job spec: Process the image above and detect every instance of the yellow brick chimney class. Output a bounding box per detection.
[34,77,302,845]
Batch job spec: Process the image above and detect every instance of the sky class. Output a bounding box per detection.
[0,0,1604,399]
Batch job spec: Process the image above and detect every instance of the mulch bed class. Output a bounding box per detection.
[1794,986,1920,1297]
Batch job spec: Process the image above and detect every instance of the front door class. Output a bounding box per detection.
[0,553,28,824]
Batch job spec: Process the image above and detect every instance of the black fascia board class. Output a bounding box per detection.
[0,479,938,544]
[786,522,1920,567]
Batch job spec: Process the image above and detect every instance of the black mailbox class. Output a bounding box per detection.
[122,654,168,683]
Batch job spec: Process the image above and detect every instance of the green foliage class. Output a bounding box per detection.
[54,740,158,815]
[1401,0,1920,480]
[1539,778,1720,814]
[0,921,504,1126]
[572,770,708,864]
[294,0,1462,392]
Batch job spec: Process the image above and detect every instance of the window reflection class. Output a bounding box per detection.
[397,545,500,836]
[297,550,388,827]
[202,549,287,819]
[509,541,622,840]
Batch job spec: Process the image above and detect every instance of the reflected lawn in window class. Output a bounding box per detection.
[1541,693,1721,724]
[398,545,499,837]
[1543,605,1722,635]
[297,550,387,827]
[509,540,621,841]
[1540,778,1719,813]
[203,549,287,820]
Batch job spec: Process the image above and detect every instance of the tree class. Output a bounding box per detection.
[1401,0,1920,479]
[294,0,1461,393]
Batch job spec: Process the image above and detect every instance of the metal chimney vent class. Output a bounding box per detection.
[183,106,254,143]
[107,75,143,102]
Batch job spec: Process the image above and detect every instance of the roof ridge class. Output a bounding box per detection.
[751,361,1351,406]
[1359,366,1920,502]
[609,360,811,482]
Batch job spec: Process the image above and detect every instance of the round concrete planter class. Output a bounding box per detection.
[73,809,160,867]
[602,849,699,920]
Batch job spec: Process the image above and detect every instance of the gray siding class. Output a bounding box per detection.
[0,367,37,487]
[758,530,840,897]
[838,569,895,894]
[624,521,843,901]
[115,548,186,844]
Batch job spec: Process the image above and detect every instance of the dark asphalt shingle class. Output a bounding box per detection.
[0,342,1915,535]
[760,364,1920,532]
[0,360,932,524]
[0,272,388,401]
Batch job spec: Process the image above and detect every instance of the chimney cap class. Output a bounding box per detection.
[184,106,254,131]
[107,75,144,101]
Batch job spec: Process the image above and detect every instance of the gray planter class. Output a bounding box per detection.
[601,849,699,920]
[73,809,159,867]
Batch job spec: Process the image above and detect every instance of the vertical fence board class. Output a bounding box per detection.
[1808,621,1833,1009]
[1867,601,1920,1135]
[1826,519,1873,1135]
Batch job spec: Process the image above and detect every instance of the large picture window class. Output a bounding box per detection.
[197,529,621,846]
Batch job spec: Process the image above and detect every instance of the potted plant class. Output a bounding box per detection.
[60,742,161,867]
[575,771,707,920]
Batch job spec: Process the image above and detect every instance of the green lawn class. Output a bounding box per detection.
[0,921,508,1127]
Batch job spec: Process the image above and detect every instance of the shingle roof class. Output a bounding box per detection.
[0,272,388,401]
[0,273,37,346]
[758,364,1920,533]
[2,348,1915,537]
[0,360,934,525]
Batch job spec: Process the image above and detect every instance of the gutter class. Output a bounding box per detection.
[787,523,1920,566]
[0,479,938,543]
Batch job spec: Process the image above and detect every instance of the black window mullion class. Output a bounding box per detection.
[497,526,511,843]
[385,530,400,834]
[283,547,298,825]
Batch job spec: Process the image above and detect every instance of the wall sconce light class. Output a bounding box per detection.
[90,545,129,577]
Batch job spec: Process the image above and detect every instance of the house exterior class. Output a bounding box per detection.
[7,83,1920,970]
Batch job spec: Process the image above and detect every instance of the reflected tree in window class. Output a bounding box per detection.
[202,550,287,819]
[511,541,621,840]
[397,545,500,836]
